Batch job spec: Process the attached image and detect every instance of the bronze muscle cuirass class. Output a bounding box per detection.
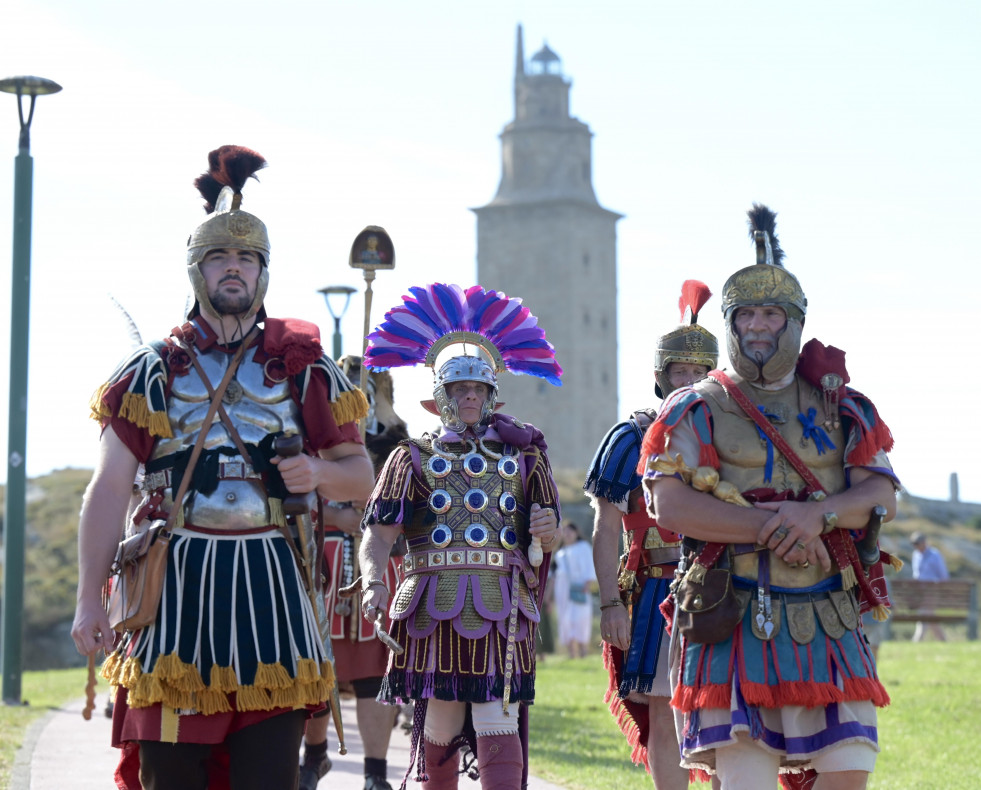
[149,343,304,530]
[698,375,847,587]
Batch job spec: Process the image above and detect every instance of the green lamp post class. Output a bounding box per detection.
[1,75,61,705]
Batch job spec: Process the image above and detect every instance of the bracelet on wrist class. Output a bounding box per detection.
[599,599,625,611]
[362,578,386,592]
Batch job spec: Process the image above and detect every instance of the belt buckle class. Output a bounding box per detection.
[223,461,244,479]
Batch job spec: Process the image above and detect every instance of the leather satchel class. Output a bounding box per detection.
[104,327,257,633]
[106,520,171,632]
[674,566,743,644]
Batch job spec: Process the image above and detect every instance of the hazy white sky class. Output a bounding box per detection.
[1,0,979,502]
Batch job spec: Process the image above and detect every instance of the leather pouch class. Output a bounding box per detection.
[106,520,171,633]
[675,567,743,644]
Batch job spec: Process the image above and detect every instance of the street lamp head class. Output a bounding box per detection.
[1,75,62,152]
[318,285,357,320]
[0,76,63,97]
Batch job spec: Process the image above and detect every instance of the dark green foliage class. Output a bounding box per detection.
[1,469,91,629]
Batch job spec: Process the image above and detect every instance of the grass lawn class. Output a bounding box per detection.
[2,641,978,789]
[530,641,981,790]
[0,666,105,790]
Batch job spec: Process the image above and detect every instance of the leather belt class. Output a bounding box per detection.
[403,547,508,575]
[642,546,681,567]
[144,461,262,490]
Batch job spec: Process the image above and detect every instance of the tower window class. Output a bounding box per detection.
[583,254,589,268]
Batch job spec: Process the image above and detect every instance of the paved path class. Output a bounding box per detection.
[13,696,564,789]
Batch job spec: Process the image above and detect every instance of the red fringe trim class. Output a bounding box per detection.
[671,681,731,713]
[675,674,891,715]
[673,673,889,714]
[844,402,894,467]
[601,642,650,771]
[638,421,669,475]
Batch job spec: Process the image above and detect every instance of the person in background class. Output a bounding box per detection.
[299,358,409,790]
[585,279,717,789]
[552,521,597,659]
[911,532,949,642]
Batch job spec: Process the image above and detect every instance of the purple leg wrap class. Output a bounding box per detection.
[422,739,459,790]
[476,734,523,790]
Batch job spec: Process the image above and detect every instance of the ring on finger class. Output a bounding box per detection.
[794,540,807,552]
[774,526,789,540]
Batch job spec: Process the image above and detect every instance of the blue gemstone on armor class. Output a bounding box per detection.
[429,489,452,514]
[463,453,487,477]
[464,488,489,513]
[465,523,489,547]
[499,527,518,550]
[427,455,451,478]
[497,456,519,479]
[499,491,517,514]
[431,525,452,548]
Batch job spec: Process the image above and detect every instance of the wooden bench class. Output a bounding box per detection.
[887,579,978,640]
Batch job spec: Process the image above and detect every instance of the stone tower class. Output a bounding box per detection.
[473,25,621,473]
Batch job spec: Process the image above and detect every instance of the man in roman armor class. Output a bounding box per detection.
[71,145,375,790]
[299,357,409,790]
[358,284,562,789]
[641,205,900,789]
[585,280,718,789]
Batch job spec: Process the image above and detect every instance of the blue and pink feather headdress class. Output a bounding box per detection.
[364,283,562,386]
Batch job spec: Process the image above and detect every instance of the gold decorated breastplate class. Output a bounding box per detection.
[150,345,303,530]
[701,377,848,587]
[703,377,846,497]
[402,438,526,574]
[392,437,538,629]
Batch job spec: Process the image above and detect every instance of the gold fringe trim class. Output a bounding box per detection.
[90,381,172,438]
[268,498,286,528]
[685,562,708,585]
[889,555,904,572]
[870,603,891,622]
[331,388,370,427]
[89,383,113,423]
[103,651,332,712]
[840,563,858,591]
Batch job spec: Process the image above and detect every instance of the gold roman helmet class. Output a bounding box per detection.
[653,280,719,399]
[186,146,270,320]
[721,204,807,384]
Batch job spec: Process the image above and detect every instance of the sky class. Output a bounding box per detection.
[1,0,979,503]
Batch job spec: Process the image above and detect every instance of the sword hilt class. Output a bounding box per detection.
[855,505,887,567]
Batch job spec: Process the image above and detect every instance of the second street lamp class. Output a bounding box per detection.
[318,285,356,360]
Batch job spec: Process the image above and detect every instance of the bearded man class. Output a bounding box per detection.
[642,205,899,790]
[72,146,374,790]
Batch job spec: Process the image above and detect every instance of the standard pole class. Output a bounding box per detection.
[2,144,33,705]
[357,270,376,441]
